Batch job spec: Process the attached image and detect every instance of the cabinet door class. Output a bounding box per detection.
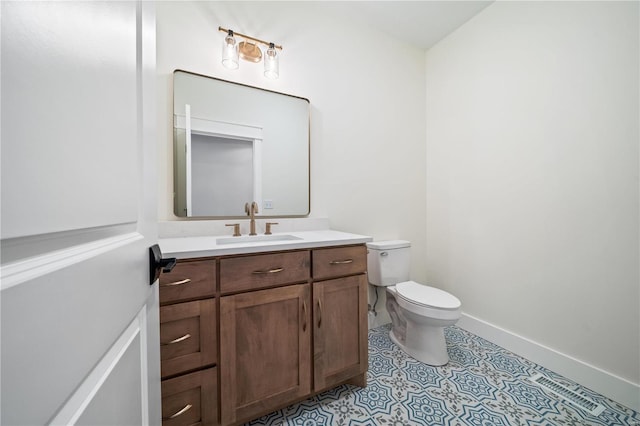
[160,299,217,379]
[160,259,216,305]
[219,251,310,294]
[312,245,367,280]
[220,284,311,425]
[313,274,368,391]
[161,367,217,426]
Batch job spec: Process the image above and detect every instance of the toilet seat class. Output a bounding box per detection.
[395,281,461,310]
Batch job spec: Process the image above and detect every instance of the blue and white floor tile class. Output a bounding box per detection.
[246,324,639,426]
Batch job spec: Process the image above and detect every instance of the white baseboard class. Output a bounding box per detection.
[458,313,640,412]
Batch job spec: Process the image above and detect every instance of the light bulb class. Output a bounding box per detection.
[222,30,239,70]
[264,43,279,79]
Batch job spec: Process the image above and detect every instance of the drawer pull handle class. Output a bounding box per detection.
[252,267,284,274]
[317,299,323,328]
[302,301,307,332]
[162,334,191,345]
[164,404,193,420]
[161,278,191,287]
[329,259,353,265]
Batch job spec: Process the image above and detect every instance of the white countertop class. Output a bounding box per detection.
[159,229,373,259]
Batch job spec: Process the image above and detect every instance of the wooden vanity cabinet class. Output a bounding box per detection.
[159,244,368,426]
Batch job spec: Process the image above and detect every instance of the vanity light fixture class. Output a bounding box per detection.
[218,26,282,79]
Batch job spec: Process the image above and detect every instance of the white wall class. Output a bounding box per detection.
[425,0,639,407]
[156,1,427,280]
[156,0,639,409]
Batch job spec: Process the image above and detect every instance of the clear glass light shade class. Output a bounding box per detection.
[222,34,239,69]
[264,44,279,79]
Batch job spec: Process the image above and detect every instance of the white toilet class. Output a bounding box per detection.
[367,240,462,366]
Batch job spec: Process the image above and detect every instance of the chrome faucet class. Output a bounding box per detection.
[244,201,259,236]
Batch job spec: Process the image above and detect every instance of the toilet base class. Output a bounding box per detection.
[389,322,450,366]
[385,287,454,366]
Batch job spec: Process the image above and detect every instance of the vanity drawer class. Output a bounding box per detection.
[162,367,218,426]
[160,259,216,305]
[219,251,310,294]
[312,245,367,280]
[160,299,217,379]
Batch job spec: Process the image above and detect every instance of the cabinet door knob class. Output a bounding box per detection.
[160,278,191,287]
[163,404,193,420]
[329,259,353,265]
[317,299,323,328]
[161,333,191,346]
[302,301,307,332]
[252,267,284,274]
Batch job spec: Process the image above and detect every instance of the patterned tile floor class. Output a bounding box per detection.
[246,324,639,426]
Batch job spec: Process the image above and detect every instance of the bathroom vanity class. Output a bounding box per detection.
[158,230,371,425]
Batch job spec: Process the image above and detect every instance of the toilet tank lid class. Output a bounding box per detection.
[366,240,411,250]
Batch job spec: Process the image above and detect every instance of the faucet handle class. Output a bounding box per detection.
[265,222,279,235]
[225,223,241,237]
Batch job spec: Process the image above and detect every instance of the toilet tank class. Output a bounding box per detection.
[366,240,411,286]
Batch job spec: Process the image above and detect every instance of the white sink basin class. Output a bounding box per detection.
[216,234,303,245]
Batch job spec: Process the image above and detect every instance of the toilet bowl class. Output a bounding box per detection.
[366,241,461,366]
[386,281,461,365]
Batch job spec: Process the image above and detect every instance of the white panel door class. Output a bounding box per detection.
[1,1,160,425]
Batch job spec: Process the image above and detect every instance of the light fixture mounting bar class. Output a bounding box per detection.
[218,26,283,51]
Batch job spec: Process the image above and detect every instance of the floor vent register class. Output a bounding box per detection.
[529,373,605,416]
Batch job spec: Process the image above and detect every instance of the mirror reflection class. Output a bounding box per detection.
[173,70,310,217]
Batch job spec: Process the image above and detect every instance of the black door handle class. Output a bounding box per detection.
[149,244,177,285]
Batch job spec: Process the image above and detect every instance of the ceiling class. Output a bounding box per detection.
[321,1,494,50]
